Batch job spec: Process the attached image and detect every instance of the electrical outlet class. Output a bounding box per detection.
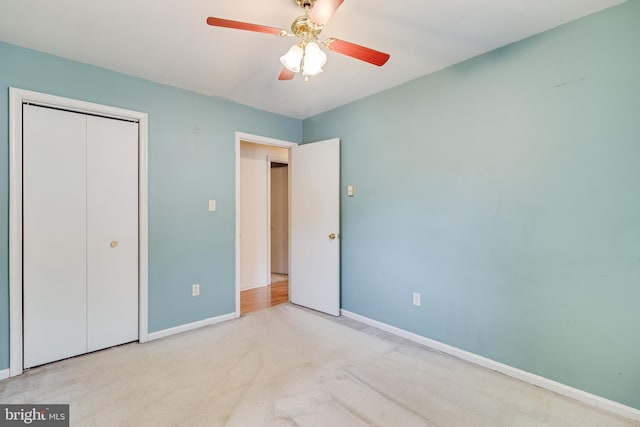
[413,292,421,306]
[192,283,200,296]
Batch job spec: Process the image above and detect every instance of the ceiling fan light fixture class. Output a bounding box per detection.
[302,41,327,76]
[207,0,390,82]
[280,44,304,73]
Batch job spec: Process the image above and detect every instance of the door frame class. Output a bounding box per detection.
[235,132,297,317]
[267,156,289,284]
[8,88,149,377]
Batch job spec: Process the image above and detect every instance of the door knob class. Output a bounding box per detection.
[328,233,337,240]
[110,241,119,248]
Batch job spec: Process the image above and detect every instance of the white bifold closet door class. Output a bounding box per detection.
[23,104,138,369]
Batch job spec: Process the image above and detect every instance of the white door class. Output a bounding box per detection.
[23,105,138,368]
[23,105,88,368]
[290,138,340,316]
[86,116,139,352]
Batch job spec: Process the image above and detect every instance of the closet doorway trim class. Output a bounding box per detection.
[8,87,149,377]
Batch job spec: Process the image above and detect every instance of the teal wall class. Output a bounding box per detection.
[0,41,302,370]
[304,1,640,410]
[2,0,639,413]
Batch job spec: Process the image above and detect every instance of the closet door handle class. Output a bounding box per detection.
[110,241,119,248]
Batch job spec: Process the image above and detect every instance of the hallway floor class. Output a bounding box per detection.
[241,280,289,315]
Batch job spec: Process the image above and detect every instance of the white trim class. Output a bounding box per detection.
[147,313,236,341]
[8,88,150,376]
[0,369,9,381]
[8,89,24,377]
[242,283,270,292]
[138,115,149,344]
[235,132,297,318]
[340,309,640,423]
[236,132,298,149]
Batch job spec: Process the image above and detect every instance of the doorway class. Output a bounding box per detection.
[241,159,289,314]
[8,88,149,377]
[238,141,291,314]
[235,132,341,318]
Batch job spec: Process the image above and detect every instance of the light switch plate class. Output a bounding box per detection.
[347,185,355,197]
[208,200,216,211]
[413,292,421,306]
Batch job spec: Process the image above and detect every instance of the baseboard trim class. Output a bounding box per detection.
[147,312,236,342]
[0,369,9,381]
[340,309,640,423]
[241,283,270,291]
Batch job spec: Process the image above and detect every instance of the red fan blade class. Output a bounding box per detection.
[325,38,390,66]
[309,0,344,26]
[206,17,285,36]
[278,67,296,81]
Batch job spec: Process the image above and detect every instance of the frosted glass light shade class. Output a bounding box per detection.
[280,44,303,73]
[302,42,327,76]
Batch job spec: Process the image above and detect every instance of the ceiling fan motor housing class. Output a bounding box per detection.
[291,15,323,41]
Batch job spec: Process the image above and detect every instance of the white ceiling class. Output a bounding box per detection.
[0,0,624,119]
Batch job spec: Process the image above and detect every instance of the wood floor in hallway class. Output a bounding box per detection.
[241,280,289,315]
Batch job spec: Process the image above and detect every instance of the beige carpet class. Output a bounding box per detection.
[0,304,636,426]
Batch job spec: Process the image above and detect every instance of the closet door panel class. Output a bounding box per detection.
[86,116,139,352]
[23,105,88,368]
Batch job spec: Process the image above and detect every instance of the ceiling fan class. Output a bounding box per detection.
[206,0,390,81]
